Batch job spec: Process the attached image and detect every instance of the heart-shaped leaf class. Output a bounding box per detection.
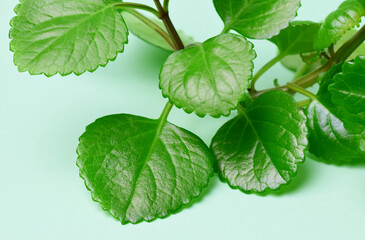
[10,0,128,76]
[269,21,321,55]
[159,33,256,117]
[211,91,308,193]
[77,114,213,224]
[306,64,365,164]
[313,0,365,50]
[213,0,301,39]
[121,11,194,51]
[328,56,365,136]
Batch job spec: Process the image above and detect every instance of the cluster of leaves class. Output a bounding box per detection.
[9,0,365,224]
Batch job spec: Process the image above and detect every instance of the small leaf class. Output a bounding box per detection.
[269,21,321,55]
[213,0,301,39]
[10,0,128,76]
[329,56,365,136]
[159,33,256,117]
[77,114,213,224]
[211,91,308,193]
[306,64,365,164]
[313,0,365,50]
[121,11,194,51]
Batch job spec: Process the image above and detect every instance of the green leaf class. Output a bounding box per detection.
[281,53,322,75]
[213,0,301,39]
[9,0,128,76]
[211,91,308,193]
[328,56,365,136]
[77,114,213,224]
[159,33,256,117]
[121,11,194,51]
[306,64,365,164]
[313,0,365,50]
[269,21,321,55]
[334,29,365,60]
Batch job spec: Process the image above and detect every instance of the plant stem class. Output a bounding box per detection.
[122,9,175,50]
[154,0,185,50]
[250,53,286,92]
[254,24,365,97]
[296,99,312,108]
[159,102,173,121]
[163,0,170,12]
[221,25,231,34]
[286,83,317,100]
[115,2,161,18]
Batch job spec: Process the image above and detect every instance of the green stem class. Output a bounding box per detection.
[250,53,286,92]
[286,83,317,100]
[333,24,365,63]
[122,9,175,50]
[154,0,184,50]
[296,99,313,108]
[115,2,161,18]
[221,24,231,34]
[159,102,173,121]
[292,61,332,88]
[163,0,170,12]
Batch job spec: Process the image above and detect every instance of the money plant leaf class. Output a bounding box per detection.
[213,0,301,39]
[328,56,365,136]
[211,90,308,193]
[306,64,365,164]
[269,21,321,55]
[77,114,214,224]
[313,0,365,50]
[9,0,128,76]
[159,33,256,117]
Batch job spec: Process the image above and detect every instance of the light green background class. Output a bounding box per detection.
[1,0,365,239]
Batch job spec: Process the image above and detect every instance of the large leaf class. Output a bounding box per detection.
[211,91,308,193]
[159,33,256,117]
[269,21,321,55]
[121,11,194,51]
[10,0,128,76]
[77,114,213,224]
[313,0,365,50]
[329,56,365,136]
[306,64,365,164]
[213,0,301,39]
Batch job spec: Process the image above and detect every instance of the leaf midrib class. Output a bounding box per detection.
[238,107,287,183]
[123,117,168,218]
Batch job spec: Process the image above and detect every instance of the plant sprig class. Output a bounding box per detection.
[9,0,365,225]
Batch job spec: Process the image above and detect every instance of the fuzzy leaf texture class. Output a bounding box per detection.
[159,33,256,117]
[306,64,365,164]
[121,11,194,51]
[77,114,214,224]
[9,0,128,76]
[313,0,365,50]
[211,91,308,193]
[329,56,365,137]
[269,21,321,55]
[213,0,301,39]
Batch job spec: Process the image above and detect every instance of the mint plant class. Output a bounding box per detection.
[9,0,365,224]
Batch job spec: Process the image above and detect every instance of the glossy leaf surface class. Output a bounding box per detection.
[306,64,365,164]
[269,21,321,55]
[313,0,365,50]
[160,34,255,117]
[213,0,301,39]
[10,0,128,76]
[211,91,308,193]
[121,11,194,51]
[329,56,365,136]
[77,114,213,224]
